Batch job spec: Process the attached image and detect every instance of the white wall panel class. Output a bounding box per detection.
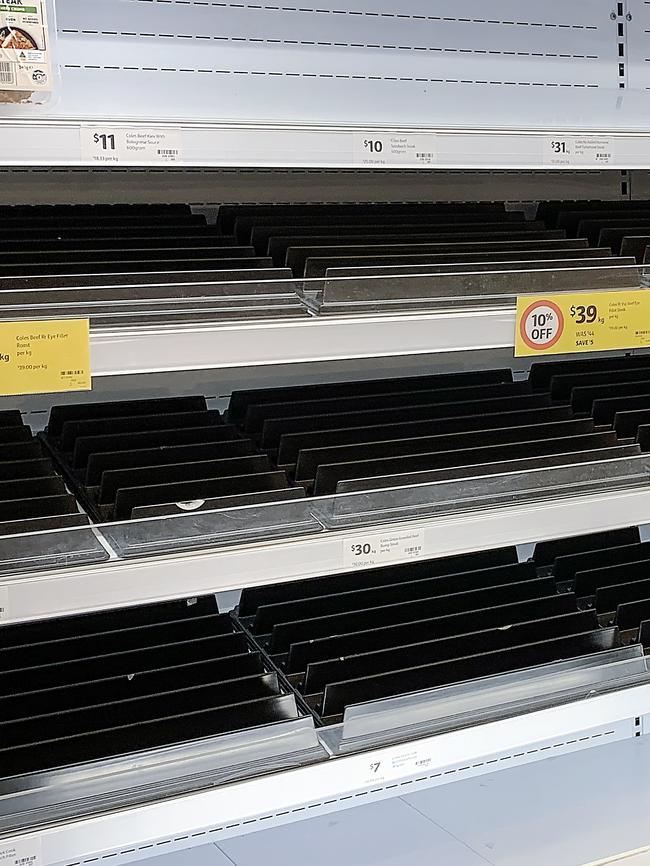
[4,0,645,131]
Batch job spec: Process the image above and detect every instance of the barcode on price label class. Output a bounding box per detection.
[342,529,425,569]
[0,836,42,866]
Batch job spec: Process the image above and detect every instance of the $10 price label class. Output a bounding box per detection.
[515,290,650,357]
[353,134,436,166]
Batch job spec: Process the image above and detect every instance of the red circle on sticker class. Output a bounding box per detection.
[519,299,565,351]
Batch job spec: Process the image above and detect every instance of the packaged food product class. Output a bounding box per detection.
[0,0,56,106]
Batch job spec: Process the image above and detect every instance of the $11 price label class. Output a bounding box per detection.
[80,126,183,164]
[515,290,650,357]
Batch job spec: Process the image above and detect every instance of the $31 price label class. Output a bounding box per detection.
[515,290,650,357]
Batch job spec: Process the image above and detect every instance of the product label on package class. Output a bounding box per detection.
[0,0,51,92]
[515,291,650,357]
[80,127,184,164]
[0,319,91,396]
[353,134,436,166]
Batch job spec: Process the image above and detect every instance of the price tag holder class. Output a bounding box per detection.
[342,529,425,569]
[80,126,184,164]
[0,836,42,866]
[515,290,650,357]
[544,136,614,167]
[353,133,436,166]
[0,319,91,396]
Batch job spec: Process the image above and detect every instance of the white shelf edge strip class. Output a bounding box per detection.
[89,310,515,376]
[8,683,649,866]
[3,485,650,624]
[2,122,650,168]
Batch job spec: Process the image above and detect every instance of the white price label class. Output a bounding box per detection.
[353,134,436,166]
[80,127,184,165]
[0,586,8,622]
[544,136,614,167]
[343,529,425,569]
[333,739,441,790]
[0,836,42,866]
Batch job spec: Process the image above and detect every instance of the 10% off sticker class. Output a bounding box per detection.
[519,300,605,352]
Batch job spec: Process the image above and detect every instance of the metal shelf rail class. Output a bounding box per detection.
[3,484,650,625]
[88,309,516,377]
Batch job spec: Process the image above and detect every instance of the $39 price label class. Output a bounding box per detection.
[515,290,650,357]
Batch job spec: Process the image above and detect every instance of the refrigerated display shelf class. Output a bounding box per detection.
[39,395,301,522]
[0,201,529,366]
[4,482,650,626]
[27,358,650,530]
[0,203,308,324]
[3,200,649,373]
[2,682,647,866]
[169,737,650,866]
[5,354,650,621]
[234,526,650,727]
[3,526,650,866]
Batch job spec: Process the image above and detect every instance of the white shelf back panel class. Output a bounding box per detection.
[8,0,645,130]
[624,0,650,93]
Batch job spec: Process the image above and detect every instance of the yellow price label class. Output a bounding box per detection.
[0,319,91,396]
[515,290,650,357]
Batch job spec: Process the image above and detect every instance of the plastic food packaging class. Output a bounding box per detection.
[0,0,57,107]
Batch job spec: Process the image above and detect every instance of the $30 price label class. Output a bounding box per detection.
[515,290,650,357]
[342,530,425,568]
